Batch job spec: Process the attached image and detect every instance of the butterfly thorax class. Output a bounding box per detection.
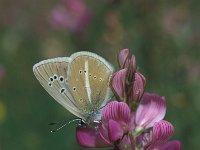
[78,119,100,129]
[81,108,102,126]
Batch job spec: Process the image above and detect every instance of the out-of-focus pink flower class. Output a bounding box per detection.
[162,6,187,36]
[76,101,133,149]
[135,93,166,130]
[49,0,91,34]
[112,48,145,103]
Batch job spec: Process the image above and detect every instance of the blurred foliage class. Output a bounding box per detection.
[0,0,199,149]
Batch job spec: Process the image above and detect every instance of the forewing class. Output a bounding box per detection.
[67,52,114,114]
[33,57,85,119]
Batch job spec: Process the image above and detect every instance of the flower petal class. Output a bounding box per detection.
[102,101,131,127]
[98,122,113,145]
[132,72,146,101]
[76,127,112,148]
[108,120,124,142]
[119,135,132,150]
[153,140,181,150]
[118,48,130,68]
[125,55,136,87]
[111,69,127,98]
[135,93,166,129]
[153,120,174,144]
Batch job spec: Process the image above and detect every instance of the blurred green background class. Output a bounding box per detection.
[0,0,199,149]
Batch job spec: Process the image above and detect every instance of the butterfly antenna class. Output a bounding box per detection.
[50,118,81,133]
[48,122,58,125]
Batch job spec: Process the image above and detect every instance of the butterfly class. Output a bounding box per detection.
[33,51,114,126]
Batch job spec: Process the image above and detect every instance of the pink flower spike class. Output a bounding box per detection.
[118,48,130,68]
[76,127,112,148]
[108,120,124,142]
[102,101,131,128]
[111,69,127,99]
[49,6,71,29]
[135,93,166,129]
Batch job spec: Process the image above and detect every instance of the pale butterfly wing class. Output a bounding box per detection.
[33,51,114,123]
[33,57,86,120]
[67,51,114,121]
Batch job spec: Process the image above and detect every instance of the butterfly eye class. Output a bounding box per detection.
[89,74,92,77]
[94,76,97,79]
[50,77,54,82]
[99,78,102,81]
[84,70,86,73]
[73,87,76,91]
[79,70,82,74]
